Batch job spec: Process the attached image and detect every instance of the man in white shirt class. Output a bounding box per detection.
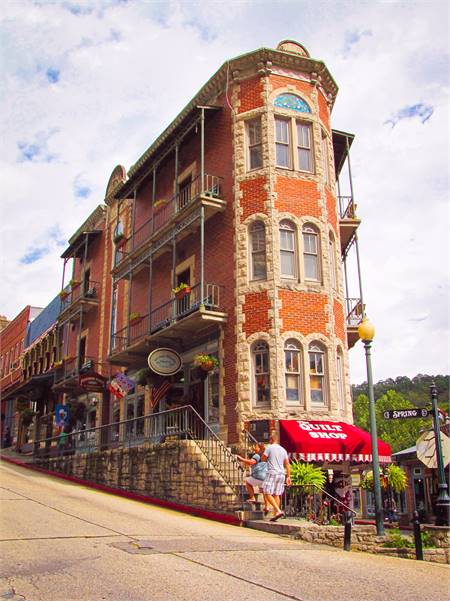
[261,432,291,521]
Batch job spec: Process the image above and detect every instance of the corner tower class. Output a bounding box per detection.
[232,40,359,433]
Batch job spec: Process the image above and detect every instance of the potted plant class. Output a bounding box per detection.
[129,311,142,325]
[113,231,125,245]
[172,282,191,299]
[193,353,219,372]
[153,199,168,211]
[69,278,81,288]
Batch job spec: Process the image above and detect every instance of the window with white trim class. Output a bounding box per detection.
[303,224,320,281]
[309,342,327,407]
[246,119,263,170]
[336,349,345,411]
[329,232,337,289]
[280,220,297,279]
[275,117,313,172]
[285,339,303,404]
[249,221,267,281]
[252,341,270,406]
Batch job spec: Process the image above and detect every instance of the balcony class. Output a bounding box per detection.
[109,283,227,365]
[53,356,104,390]
[345,297,364,349]
[112,174,225,277]
[59,280,101,321]
[338,196,360,256]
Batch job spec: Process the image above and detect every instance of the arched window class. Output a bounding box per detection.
[249,221,267,281]
[252,341,270,406]
[274,93,311,114]
[284,339,303,404]
[336,348,345,411]
[303,224,320,281]
[309,342,327,406]
[280,220,297,279]
[329,231,337,289]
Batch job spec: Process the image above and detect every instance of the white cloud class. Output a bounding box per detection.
[1,0,449,384]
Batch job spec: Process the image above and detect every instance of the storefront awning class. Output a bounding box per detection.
[280,419,391,464]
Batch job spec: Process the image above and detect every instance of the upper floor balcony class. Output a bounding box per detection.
[112,174,225,278]
[53,356,105,391]
[338,195,360,257]
[59,280,101,321]
[345,297,364,349]
[109,282,227,365]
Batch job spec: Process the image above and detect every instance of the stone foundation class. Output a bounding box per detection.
[35,440,240,514]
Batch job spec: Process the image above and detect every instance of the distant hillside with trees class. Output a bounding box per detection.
[352,375,449,453]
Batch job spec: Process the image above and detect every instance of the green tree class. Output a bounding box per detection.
[353,390,431,453]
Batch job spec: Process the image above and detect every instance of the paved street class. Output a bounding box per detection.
[0,461,448,601]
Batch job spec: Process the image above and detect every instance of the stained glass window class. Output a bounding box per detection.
[274,93,311,113]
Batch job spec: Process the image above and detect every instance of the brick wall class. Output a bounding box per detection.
[279,290,327,336]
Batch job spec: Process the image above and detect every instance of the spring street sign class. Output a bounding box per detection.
[383,408,431,420]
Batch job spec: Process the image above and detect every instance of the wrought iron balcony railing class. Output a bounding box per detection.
[338,195,357,220]
[110,282,221,355]
[345,297,364,327]
[114,173,223,267]
[60,280,101,312]
[54,356,102,384]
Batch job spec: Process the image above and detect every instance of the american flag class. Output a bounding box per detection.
[151,380,172,409]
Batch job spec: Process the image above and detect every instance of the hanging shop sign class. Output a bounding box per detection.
[79,373,106,392]
[148,348,182,376]
[416,430,450,469]
[108,372,135,399]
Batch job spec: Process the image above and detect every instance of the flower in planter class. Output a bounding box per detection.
[129,311,141,322]
[172,282,191,296]
[153,199,168,210]
[59,289,69,299]
[193,353,219,371]
[53,360,63,368]
[69,279,81,288]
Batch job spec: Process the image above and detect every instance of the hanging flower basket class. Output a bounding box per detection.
[129,312,142,325]
[193,353,219,372]
[113,232,126,246]
[172,283,191,299]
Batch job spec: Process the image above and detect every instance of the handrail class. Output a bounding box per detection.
[303,483,356,516]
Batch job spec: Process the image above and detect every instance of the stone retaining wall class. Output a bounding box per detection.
[248,520,450,564]
[35,440,240,513]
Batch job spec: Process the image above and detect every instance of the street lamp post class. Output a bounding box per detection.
[429,382,450,526]
[358,318,384,536]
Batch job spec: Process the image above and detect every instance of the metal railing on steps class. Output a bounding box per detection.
[33,405,245,505]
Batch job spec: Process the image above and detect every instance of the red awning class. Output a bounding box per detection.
[280,419,391,464]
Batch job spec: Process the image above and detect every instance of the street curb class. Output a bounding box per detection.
[0,454,240,526]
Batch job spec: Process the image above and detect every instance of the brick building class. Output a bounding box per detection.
[0,305,42,444]
[102,39,364,450]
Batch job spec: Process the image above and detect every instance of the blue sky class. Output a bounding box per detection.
[1,0,449,383]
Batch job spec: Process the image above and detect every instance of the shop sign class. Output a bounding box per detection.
[55,404,69,427]
[148,348,182,376]
[297,421,347,440]
[79,373,106,392]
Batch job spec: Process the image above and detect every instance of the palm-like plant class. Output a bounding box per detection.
[290,461,326,489]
